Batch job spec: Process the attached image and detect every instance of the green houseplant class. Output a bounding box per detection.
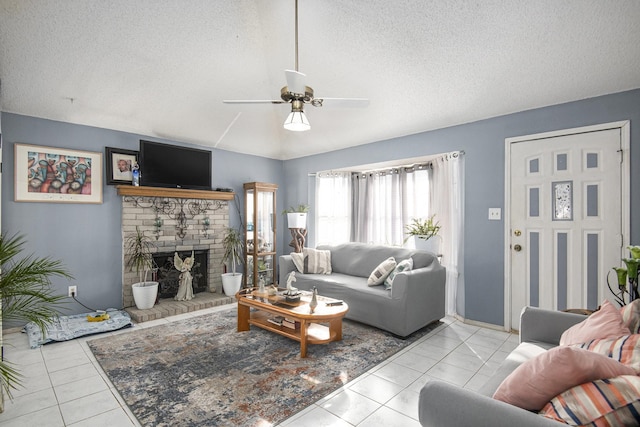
[125,226,158,309]
[221,227,245,296]
[0,233,71,408]
[404,215,442,253]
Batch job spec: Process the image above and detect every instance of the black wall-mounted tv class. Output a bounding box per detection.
[139,140,212,190]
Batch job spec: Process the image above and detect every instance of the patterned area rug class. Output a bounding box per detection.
[88,307,439,427]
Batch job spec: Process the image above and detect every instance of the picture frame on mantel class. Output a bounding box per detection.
[14,143,103,203]
[105,147,138,185]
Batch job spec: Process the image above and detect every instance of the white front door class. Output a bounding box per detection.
[506,122,630,330]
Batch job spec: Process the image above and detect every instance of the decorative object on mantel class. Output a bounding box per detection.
[173,251,195,301]
[123,195,225,240]
[221,227,244,296]
[104,147,137,185]
[608,245,640,306]
[125,226,159,310]
[284,204,309,253]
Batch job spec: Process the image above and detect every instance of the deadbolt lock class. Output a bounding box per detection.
[514,230,522,236]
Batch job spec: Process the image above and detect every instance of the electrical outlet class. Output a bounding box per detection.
[488,208,501,220]
[68,285,77,297]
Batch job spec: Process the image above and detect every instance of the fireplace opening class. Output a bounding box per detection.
[153,250,209,298]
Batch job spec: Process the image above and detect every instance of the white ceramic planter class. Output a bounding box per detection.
[222,273,243,296]
[413,235,441,255]
[132,281,159,310]
[287,212,307,229]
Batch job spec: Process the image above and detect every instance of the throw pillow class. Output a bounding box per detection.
[384,258,413,290]
[572,334,640,373]
[540,375,640,426]
[367,257,396,286]
[290,248,332,275]
[559,300,630,346]
[620,298,640,334]
[492,346,636,411]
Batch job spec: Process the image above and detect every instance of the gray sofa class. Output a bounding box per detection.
[418,307,588,427]
[278,242,446,337]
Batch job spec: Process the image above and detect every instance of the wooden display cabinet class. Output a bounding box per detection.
[243,182,278,288]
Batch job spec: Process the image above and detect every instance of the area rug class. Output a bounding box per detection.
[88,307,439,427]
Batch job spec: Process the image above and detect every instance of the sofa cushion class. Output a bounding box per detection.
[620,299,640,334]
[384,257,413,290]
[290,248,332,274]
[367,257,396,286]
[492,346,636,411]
[539,375,640,426]
[572,334,640,372]
[559,300,630,346]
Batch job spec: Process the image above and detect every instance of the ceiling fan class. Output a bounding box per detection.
[223,0,369,131]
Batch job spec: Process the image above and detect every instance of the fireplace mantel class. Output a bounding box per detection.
[116,185,234,200]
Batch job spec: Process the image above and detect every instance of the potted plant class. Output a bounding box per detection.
[221,227,244,296]
[404,215,442,254]
[0,233,71,411]
[125,226,158,309]
[283,204,310,229]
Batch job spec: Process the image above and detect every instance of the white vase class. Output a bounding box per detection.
[222,273,243,296]
[131,281,159,310]
[413,235,441,255]
[287,212,307,229]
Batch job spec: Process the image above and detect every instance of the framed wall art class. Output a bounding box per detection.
[105,147,138,185]
[14,143,103,203]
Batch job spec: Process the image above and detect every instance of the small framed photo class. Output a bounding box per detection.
[14,143,103,203]
[105,147,138,185]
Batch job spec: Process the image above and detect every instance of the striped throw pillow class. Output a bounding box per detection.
[384,258,413,290]
[540,375,640,426]
[367,257,396,286]
[620,299,640,334]
[290,248,332,274]
[572,334,640,373]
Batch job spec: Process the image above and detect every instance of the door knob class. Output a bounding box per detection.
[514,244,522,252]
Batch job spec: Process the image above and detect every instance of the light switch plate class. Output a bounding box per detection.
[488,208,501,220]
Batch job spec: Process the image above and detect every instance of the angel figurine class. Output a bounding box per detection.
[174,251,195,301]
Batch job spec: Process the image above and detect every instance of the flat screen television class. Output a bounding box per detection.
[138,140,212,190]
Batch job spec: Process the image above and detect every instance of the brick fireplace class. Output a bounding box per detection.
[118,186,234,308]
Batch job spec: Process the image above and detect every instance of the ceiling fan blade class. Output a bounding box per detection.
[285,69,306,95]
[223,100,287,104]
[312,97,369,108]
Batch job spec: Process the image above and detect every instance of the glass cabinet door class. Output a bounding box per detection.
[244,182,277,288]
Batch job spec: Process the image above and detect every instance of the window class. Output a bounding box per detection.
[315,165,430,246]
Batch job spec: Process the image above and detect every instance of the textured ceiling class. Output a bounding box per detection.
[1,0,639,160]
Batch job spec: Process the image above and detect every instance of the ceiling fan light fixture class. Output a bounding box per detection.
[283,110,310,132]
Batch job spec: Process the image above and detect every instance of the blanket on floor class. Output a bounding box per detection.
[23,308,132,348]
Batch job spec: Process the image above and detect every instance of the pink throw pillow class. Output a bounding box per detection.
[560,300,630,346]
[493,346,636,411]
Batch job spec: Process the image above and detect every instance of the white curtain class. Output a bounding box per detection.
[430,152,465,316]
[351,167,429,246]
[315,171,351,245]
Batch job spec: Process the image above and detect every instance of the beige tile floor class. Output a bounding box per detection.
[0,304,517,426]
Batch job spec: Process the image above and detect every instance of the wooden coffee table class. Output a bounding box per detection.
[236,289,349,358]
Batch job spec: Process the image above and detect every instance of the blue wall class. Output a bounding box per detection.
[3,88,639,326]
[1,113,283,316]
[282,89,640,326]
